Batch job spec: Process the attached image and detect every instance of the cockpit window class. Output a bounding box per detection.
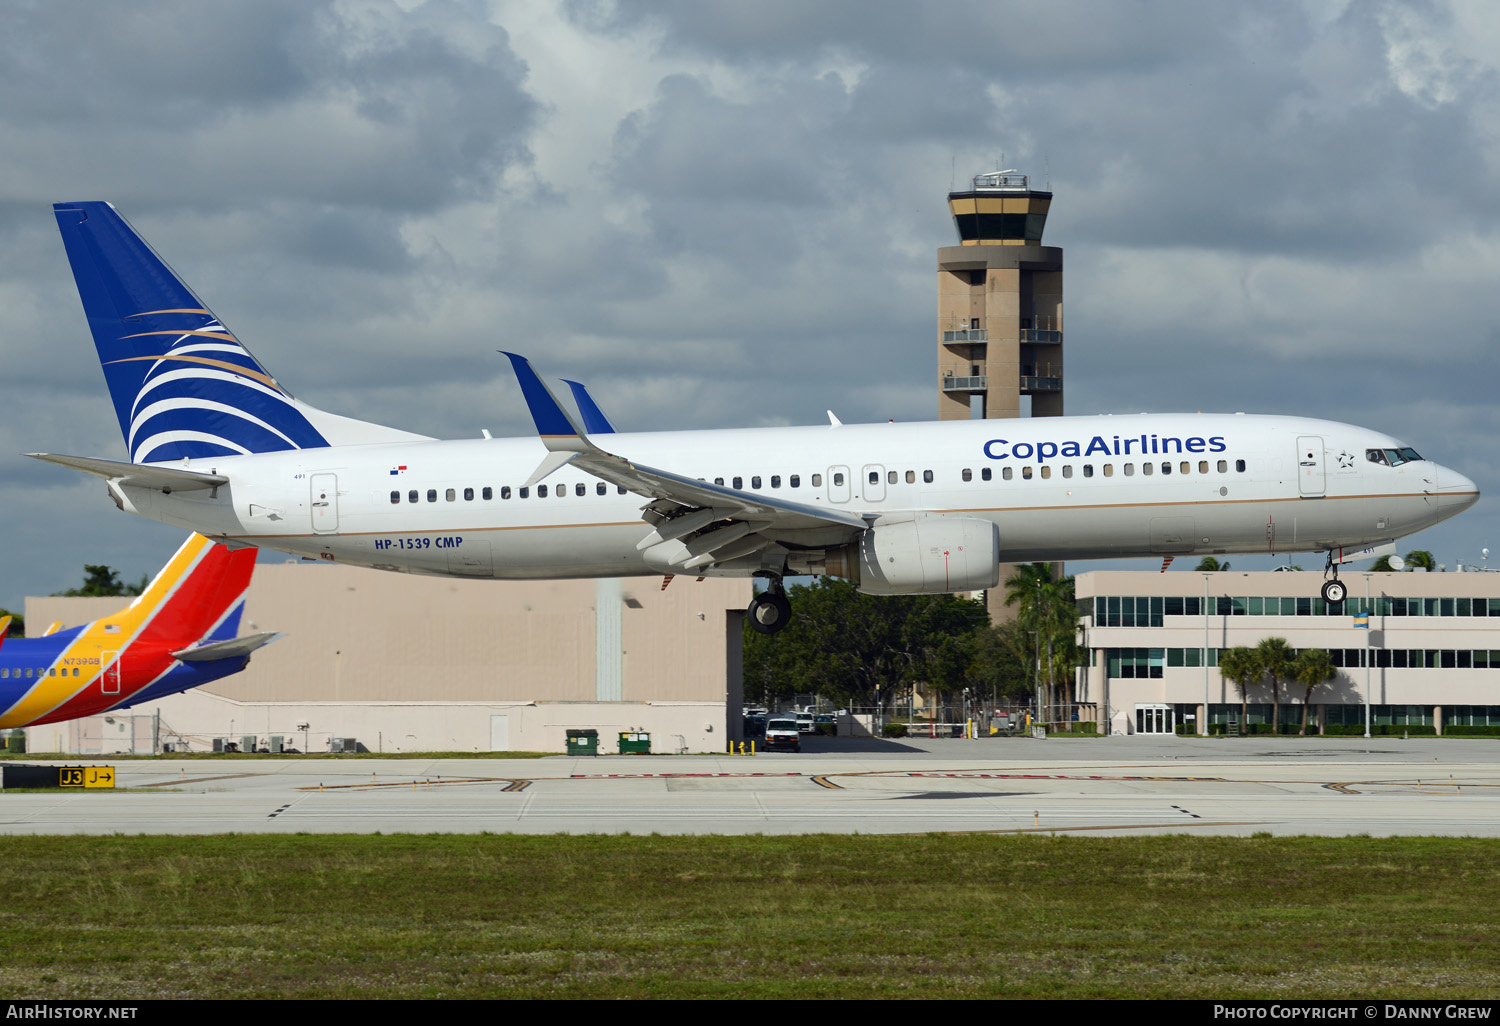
[1367,448,1424,467]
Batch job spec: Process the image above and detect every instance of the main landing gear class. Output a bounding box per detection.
[1321,553,1348,605]
[747,576,792,635]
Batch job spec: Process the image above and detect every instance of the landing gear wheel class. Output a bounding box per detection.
[747,591,793,635]
[1321,579,1347,604]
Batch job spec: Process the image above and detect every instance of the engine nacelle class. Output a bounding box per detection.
[847,515,1000,595]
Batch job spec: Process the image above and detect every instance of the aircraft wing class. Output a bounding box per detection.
[28,453,227,492]
[173,632,281,662]
[503,353,867,569]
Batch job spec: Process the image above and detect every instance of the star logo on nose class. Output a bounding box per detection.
[1336,451,1355,469]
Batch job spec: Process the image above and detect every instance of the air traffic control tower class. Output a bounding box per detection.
[938,170,1063,421]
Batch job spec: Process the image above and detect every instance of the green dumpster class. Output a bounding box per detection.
[617,730,651,755]
[566,729,599,757]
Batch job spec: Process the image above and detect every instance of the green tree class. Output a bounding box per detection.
[1195,556,1231,571]
[1291,648,1337,736]
[1004,563,1079,725]
[1256,637,1295,734]
[54,564,144,598]
[1373,549,1436,573]
[1217,646,1261,731]
[741,578,992,712]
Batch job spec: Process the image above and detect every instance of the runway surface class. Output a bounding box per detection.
[4,735,1498,837]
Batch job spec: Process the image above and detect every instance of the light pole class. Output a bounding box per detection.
[1203,574,1211,737]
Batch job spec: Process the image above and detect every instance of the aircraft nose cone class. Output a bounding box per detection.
[1438,466,1480,512]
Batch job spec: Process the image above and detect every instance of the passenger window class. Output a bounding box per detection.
[962,469,972,482]
[427,489,438,502]
[1003,467,1013,481]
[1217,460,1228,473]
[1022,466,1033,480]
[557,485,565,498]
[752,476,762,489]
[981,468,991,481]
[538,485,548,498]
[1083,465,1094,478]
[1236,460,1246,472]
[408,490,418,503]
[812,474,822,486]
[1124,464,1135,477]
[576,483,586,496]
[1061,466,1072,479]
[1142,463,1153,476]
[1103,465,1114,477]
[618,486,627,494]
[390,491,400,504]
[869,472,878,485]
[446,488,456,501]
[598,483,607,495]
[771,475,781,488]
[890,471,899,484]
[790,474,800,488]
[464,488,474,501]
[904,470,914,484]
[832,473,843,486]
[733,477,743,489]
[923,470,933,483]
[1199,461,1209,474]
[1180,462,1190,475]
[714,477,724,485]
[499,487,509,500]
[520,487,529,498]
[1039,466,1051,479]
[1161,462,1171,475]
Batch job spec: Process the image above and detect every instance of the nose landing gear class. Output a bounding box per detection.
[747,576,793,635]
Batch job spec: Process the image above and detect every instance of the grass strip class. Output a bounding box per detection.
[0,833,1495,999]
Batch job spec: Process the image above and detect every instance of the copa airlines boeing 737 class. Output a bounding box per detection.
[33,202,1479,634]
[0,534,276,729]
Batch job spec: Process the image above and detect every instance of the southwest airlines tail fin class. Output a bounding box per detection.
[0,534,276,728]
[52,202,430,463]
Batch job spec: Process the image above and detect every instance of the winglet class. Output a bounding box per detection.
[562,380,617,434]
[0,615,10,648]
[501,352,591,453]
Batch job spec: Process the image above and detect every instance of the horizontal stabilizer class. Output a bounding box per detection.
[28,453,227,492]
[173,632,281,662]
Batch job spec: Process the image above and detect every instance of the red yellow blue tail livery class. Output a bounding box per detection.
[0,535,276,728]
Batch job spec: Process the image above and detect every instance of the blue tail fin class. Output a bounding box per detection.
[55,201,441,464]
[54,202,333,463]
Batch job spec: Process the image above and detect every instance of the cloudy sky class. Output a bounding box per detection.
[3,0,1498,609]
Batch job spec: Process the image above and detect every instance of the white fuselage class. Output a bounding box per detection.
[111,413,1477,579]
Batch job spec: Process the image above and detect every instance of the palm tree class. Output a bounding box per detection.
[1404,550,1436,572]
[1217,646,1261,733]
[1256,637,1295,735]
[1291,649,1337,736]
[1004,563,1077,726]
[1195,556,1231,571]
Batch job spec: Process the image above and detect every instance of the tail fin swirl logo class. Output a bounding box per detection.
[54,202,330,463]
